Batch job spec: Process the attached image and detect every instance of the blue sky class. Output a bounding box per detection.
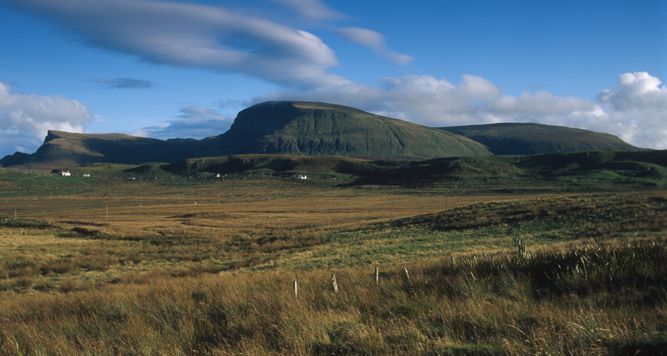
[0,0,666,156]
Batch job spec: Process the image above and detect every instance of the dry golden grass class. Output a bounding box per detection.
[0,241,665,355]
[0,176,666,354]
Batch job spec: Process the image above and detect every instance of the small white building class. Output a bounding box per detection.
[82,173,91,178]
[51,169,71,177]
[296,174,308,181]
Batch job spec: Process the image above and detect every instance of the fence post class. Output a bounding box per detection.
[293,280,298,298]
[375,267,379,284]
[332,274,338,294]
[516,238,526,259]
[404,267,413,287]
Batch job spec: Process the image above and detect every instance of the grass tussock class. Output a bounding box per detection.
[0,241,665,355]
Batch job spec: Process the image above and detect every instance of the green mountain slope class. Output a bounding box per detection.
[441,123,639,155]
[3,103,646,168]
[211,101,490,158]
[0,101,490,167]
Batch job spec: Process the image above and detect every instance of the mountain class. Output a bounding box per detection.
[209,101,490,158]
[1,101,490,167]
[1,103,643,168]
[440,123,640,155]
[0,130,205,167]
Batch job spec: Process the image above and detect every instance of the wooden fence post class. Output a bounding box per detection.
[332,274,338,294]
[404,267,413,287]
[375,267,379,284]
[293,280,298,298]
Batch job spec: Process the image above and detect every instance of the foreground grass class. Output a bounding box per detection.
[0,171,665,354]
[1,241,665,355]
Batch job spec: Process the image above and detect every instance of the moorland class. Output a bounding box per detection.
[0,152,666,354]
[0,101,665,355]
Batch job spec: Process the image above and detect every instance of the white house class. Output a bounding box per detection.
[296,174,308,181]
[51,169,71,177]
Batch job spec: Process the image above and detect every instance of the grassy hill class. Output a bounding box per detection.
[154,150,667,194]
[163,154,366,176]
[0,130,204,168]
[342,150,667,192]
[441,122,639,155]
[1,103,649,169]
[1,101,490,168]
[210,101,490,158]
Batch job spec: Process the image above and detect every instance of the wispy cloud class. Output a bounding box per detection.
[0,82,90,156]
[139,105,232,140]
[337,27,413,65]
[9,0,346,87]
[95,77,154,89]
[270,0,343,20]
[261,72,667,149]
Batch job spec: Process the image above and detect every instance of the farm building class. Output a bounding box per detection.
[51,169,71,177]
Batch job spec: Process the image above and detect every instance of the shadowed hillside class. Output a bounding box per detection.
[0,130,206,167]
[344,150,667,191]
[441,122,639,155]
[156,150,667,193]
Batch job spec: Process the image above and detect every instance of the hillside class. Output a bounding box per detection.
[344,150,667,191]
[0,101,490,167]
[163,154,368,176]
[2,103,648,168]
[0,130,205,167]
[210,101,490,158]
[151,150,667,194]
[441,122,639,155]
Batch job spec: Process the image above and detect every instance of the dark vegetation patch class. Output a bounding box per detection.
[391,194,667,236]
[0,218,52,229]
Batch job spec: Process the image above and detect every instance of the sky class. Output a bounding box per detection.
[0,0,666,156]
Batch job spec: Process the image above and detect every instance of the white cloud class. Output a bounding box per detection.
[270,0,343,20]
[596,72,667,148]
[0,82,90,156]
[10,0,346,87]
[261,72,667,149]
[140,105,232,140]
[337,27,413,65]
